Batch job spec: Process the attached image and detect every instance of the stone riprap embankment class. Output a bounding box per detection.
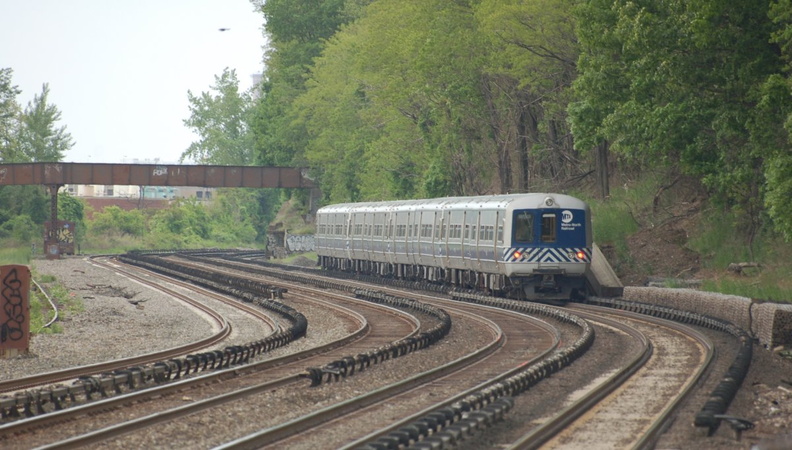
[623,287,792,348]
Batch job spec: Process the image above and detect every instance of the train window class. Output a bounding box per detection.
[541,213,557,243]
[497,225,503,242]
[421,224,432,238]
[480,225,493,241]
[513,211,533,243]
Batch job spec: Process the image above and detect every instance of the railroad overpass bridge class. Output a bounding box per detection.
[0,163,316,257]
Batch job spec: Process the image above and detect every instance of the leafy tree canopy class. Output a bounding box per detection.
[182,68,255,165]
[17,83,74,162]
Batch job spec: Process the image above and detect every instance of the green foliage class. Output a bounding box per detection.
[57,192,86,243]
[205,189,261,243]
[17,83,73,162]
[571,0,788,237]
[0,214,39,243]
[0,67,22,161]
[30,275,85,335]
[182,68,255,165]
[700,276,792,304]
[249,0,356,170]
[0,245,30,265]
[150,199,210,242]
[89,206,146,237]
[0,185,49,224]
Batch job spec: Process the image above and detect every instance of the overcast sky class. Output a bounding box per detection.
[0,0,265,164]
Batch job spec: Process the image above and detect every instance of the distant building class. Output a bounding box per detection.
[63,184,214,201]
[64,158,213,201]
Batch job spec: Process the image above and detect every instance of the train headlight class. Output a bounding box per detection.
[544,196,554,207]
[576,251,586,260]
[513,250,522,260]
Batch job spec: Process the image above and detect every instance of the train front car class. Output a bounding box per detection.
[502,194,592,301]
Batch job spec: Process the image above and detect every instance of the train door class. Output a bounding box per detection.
[421,210,434,266]
[473,210,482,271]
[362,212,368,259]
[386,211,395,265]
[434,211,445,266]
[407,210,415,266]
[345,213,354,261]
[538,211,558,269]
[494,211,505,269]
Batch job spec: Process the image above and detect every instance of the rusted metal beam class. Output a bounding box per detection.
[0,163,315,189]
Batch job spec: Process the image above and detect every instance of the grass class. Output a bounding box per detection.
[577,174,792,304]
[273,252,318,266]
[689,208,792,303]
[0,239,87,335]
[29,270,85,335]
[0,245,31,265]
[575,176,661,274]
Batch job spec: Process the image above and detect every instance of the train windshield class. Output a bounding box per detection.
[513,211,533,243]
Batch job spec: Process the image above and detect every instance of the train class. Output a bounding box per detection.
[315,193,592,301]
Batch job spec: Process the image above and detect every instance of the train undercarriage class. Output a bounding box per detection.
[318,255,587,302]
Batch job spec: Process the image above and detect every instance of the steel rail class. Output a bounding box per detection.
[0,282,374,439]
[0,258,232,394]
[509,305,714,450]
[6,283,424,447]
[222,303,554,449]
[102,256,283,333]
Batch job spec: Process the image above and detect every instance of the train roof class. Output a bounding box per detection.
[317,193,588,214]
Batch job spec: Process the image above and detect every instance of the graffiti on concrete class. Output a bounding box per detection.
[1,267,26,345]
[286,234,315,252]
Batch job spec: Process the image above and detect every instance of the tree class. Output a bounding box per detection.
[89,206,146,237]
[182,68,255,165]
[476,0,583,192]
[57,192,87,244]
[571,0,782,225]
[295,0,497,201]
[0,67,21,162]
[17,83,73,162]
[760,0,792,240]
[250,0,358,168]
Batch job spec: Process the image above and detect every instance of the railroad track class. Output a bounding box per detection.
[225,300,560,449]
[507,306,713,449]
[150,251,744,448]
[0,257,238,395]
[3,250,754,448]
[176,251,743,448]
[0,256,431,448]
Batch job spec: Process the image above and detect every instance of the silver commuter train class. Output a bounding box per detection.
[315,193,592,300]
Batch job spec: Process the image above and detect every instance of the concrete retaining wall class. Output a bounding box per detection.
[623,286,792,348]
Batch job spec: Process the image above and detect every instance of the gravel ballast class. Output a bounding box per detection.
[4,256,792,449]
